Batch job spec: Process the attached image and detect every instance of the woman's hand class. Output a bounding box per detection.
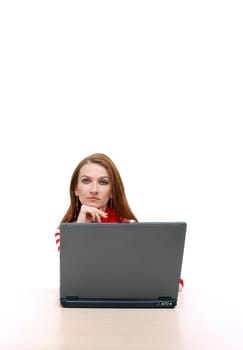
[77,205,108,223]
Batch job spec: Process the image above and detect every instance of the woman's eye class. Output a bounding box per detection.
[99,180,109,185]
[81,178,90,184]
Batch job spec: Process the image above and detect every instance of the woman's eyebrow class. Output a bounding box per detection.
[80,175,110,179]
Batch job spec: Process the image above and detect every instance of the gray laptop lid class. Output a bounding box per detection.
[60,222,186,308]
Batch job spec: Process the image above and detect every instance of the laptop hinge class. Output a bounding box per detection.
[65,296,79,300]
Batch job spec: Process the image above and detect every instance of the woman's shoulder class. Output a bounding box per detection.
[121,218,137,223]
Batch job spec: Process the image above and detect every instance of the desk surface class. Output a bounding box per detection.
[0,288,242,350]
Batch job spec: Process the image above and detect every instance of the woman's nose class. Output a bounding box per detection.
[90,181,98,193]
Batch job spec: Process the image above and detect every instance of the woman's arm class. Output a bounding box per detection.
[54,227,60,252]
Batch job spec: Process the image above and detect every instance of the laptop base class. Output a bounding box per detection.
[60,297,177,308]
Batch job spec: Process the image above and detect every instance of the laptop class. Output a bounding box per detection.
[60,222,186,308]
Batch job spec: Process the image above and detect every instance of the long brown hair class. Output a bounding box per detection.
[61,153,138,223]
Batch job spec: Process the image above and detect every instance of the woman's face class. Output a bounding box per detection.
[75,163,112,210]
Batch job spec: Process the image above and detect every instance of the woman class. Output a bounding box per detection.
[54,153,184,288]
[54,153,138,251]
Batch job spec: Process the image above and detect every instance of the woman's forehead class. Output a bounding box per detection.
[79,163,109,177]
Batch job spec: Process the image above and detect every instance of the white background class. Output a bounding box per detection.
[0,1,242,295]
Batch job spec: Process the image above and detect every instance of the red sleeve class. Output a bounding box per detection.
[54,227,60,252]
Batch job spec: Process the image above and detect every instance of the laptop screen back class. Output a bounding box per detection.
[60,222,186,307]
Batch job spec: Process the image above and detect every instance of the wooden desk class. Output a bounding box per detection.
[0,288,242,349]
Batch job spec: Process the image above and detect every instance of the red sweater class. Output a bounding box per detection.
[55,207,124,251]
